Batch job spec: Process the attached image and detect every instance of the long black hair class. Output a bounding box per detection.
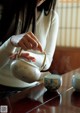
[0,0,57,43]
[37,0,57,15]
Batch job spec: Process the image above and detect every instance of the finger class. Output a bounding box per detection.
[18,41,28,50]
[28,32,43,52]
[20,53,29,57]
[20,52,36,60]
[23,33,38,48]
[22,38,33,49]
[31,58,36,62]
[26,56,36,62]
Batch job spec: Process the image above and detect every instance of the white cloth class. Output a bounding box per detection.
[0,10,59,87]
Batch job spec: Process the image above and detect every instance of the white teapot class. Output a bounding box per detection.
[10,59,41,83]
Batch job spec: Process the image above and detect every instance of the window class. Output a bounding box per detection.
[60,0,79,2]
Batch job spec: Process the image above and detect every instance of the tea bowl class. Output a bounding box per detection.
[72,73,80,92]
[44,74,62,91]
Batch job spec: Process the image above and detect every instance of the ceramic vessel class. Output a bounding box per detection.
[10,59,41,83]
[44,74,62,91]
[72,73,80,91]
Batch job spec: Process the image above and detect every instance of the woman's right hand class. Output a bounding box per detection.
[10,32,43,52]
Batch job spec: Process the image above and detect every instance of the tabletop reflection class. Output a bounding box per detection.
[71,90,80,107]
[43,90,62,106]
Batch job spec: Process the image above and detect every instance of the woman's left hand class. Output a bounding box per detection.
[10,52,36,62]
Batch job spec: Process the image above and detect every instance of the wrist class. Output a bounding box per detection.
[10,36,15,47]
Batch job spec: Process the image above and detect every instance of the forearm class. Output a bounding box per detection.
[0,38,15,68]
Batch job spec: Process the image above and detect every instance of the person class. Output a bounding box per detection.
[0,0,59,90]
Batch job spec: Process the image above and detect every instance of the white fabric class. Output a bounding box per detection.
[0,10,59,87]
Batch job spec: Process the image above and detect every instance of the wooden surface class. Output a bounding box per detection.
[49,46,80,74]
[0,68,80,113]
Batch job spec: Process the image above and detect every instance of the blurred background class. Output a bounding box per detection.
[49,0,80,74]
[56,0,80,47]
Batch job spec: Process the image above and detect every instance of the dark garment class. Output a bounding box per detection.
[0,84,25,98]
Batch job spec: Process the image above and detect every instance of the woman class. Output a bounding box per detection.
[0,0,59,90]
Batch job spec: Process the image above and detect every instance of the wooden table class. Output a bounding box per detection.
[0,68,80,113]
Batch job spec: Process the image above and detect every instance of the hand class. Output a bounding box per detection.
[10,32,43,52]
[10,52,36,62]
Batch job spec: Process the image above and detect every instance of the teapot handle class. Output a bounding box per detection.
[16,48,22,59]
